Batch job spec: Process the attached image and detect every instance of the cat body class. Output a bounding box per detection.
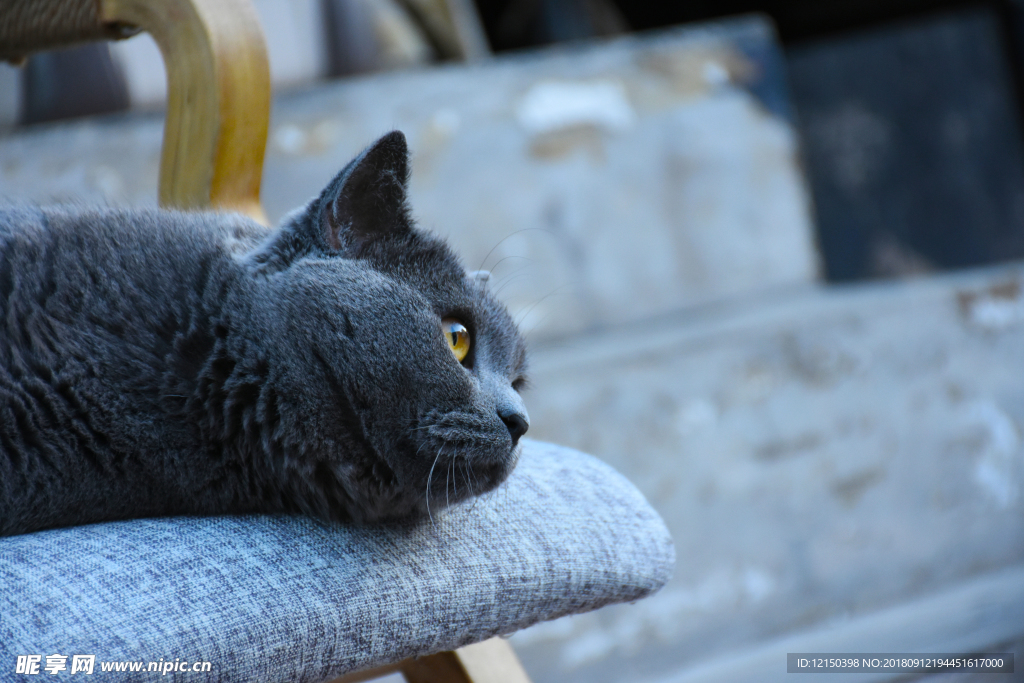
[0,132,529,536]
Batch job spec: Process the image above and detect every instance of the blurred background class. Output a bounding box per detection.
[2,1,1024,681]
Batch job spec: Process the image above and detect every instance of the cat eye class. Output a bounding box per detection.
[442,318,470,362]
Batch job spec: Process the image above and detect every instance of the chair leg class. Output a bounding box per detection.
[99,0,270,223]
[330,638,532,683]
[400,638,532,683]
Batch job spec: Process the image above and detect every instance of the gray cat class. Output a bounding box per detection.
[0,131,529,537]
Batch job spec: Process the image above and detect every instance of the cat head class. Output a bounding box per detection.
[244,132,528,524]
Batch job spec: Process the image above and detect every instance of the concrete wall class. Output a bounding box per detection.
[0,17,819,342]
[512,266,1024,681]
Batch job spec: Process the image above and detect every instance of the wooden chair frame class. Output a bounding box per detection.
[100,0,270,222]
[335,638,532,683]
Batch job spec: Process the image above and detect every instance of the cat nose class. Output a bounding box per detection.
[499,410,529,446]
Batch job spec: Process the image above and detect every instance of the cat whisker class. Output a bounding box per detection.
[463,460,474,496]
[425,448,442,531]
[408,424,436,433]
[485,255,532,280]
[464,459,482,515]
[413,440,431,481]
[452,456,460,499]
[491,270,537,301]
[490,253,532,268]
[445,456,452,509]
[490,259,540,289]
[514,282,573,329]
[476,228,551,273]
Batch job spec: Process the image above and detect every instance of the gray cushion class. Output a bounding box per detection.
[0,439,673,681]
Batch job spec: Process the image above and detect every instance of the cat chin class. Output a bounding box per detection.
[403,413,519,501]
[380,442,518,523]
[403,444,520,522]
[306,440,517,526]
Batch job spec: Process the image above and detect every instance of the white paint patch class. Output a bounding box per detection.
[676,398,718,436]
[967,399,1022,508]
[431,108,462,136]
[271,120,339,155]
[742,567,775,602]
[516,80,635,135]
[967,296,1024,331]
[273,124,307,155]
[976,461,1016,508]
[701,60,730,87]
[87,165,125,200]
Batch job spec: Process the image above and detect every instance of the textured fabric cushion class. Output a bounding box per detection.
[0,0,133,60]
[0,440,673,681]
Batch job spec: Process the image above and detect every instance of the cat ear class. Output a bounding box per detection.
[319,131,411,252]
[255,133,410,269]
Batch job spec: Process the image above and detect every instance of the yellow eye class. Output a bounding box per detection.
[442,318,470,362]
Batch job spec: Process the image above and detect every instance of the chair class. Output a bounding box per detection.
[2,441,672,681]
[0,4,674,680]
[1,0,269,222]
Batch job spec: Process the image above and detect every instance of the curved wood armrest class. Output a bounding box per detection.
[1,0,269,222]
[101,0,270,222]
